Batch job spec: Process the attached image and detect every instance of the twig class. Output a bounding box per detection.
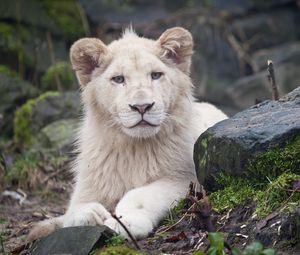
[156,203,195,234]
[41,167,66,184]
[111,214,140,250]
[227,34,258,73]
[267,60,279,100]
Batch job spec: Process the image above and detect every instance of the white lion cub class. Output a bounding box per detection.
[29,27,227,240]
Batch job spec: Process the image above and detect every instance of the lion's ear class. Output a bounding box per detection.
[157,27,193,74]
[70,38,108,86]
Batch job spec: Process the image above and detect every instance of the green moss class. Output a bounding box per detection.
[0,23,14,37]
[104,234,125,247]
[5,151,38,188]
[209,136,300,216]
[41,61,76,91]
[210,171,300,217]
[40,0,85,40]
[13,91,60,147]
[164,198,187,224]
[209,174,256,212]
[247,136,300,188]
[255,172,300,218]
[0,22,33,71]
[0,65,18,77]
[92,245,143,255]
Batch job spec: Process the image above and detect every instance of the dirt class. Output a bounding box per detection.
[0,180,71,254]
[1,181,300,255]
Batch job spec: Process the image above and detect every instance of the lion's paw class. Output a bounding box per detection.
[104,213,153,239]
[63,202,111,227]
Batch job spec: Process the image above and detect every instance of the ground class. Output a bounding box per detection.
[1,177,299,255]
[0,178,71,254]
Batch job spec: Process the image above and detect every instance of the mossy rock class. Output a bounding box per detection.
[194,86,300,191]
[0,73,38,137]
[35,119,79,152]
[14,91,81,147]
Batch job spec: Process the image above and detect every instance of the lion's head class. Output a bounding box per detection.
[70,27,194,138]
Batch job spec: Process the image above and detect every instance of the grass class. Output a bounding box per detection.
[164,198,187,224]
[209,174,256,213]
[91,246,143,255]
[209,136,300,218]
[104,234,125,247]
[41,61,76,91]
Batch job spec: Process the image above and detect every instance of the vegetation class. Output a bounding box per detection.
[164,198,187,224]
[41,61,76,91]
[105,234,126,247]
[13,91,60,146]
[40,0,86,40]
[0,22,33,77]
[247,136,300,188]
[92,246,144,255]
[255,172,300,218]
[0,65,18,77]
[193,232,275,255]
[209,174,255,213]
[210,136,300,218]
[4,150,39,189]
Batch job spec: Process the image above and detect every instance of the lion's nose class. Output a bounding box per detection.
[129,102,155,114]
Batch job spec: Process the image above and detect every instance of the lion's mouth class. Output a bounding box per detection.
[129,119,159,129]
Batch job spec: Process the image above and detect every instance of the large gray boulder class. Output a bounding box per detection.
[226,60,300,110]
[194,86,300,190]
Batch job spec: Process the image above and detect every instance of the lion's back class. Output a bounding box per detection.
[191,102,228,142]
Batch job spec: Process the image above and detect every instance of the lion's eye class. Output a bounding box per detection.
[151,72,163,80]
[112,75,125,84]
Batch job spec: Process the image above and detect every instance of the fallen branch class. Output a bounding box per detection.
[267,60,279,100]
[156,203,195,234]
[41,167,66,184]
[111,214,141,250]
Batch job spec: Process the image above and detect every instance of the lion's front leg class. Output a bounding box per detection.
[104,178,190,239]
[63,202,111,227]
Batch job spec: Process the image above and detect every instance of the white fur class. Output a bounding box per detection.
[28,28,227,241]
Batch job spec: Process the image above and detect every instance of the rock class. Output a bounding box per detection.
[79,0,172,25]
[206,0,294,17]
[147,6,300,111]
[0,73,38,136]
[194,86,300,190]
[36,119,79,152]
[31,226,115,255]
[146,9,241,104]
[14,91,81,147]
[226,60,300,110]
[252,41,300,71]
[229,9,300,51]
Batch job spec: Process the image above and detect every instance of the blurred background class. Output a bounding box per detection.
[0,0,300,180]
[0,1,300,251]
[1,0,300,138]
